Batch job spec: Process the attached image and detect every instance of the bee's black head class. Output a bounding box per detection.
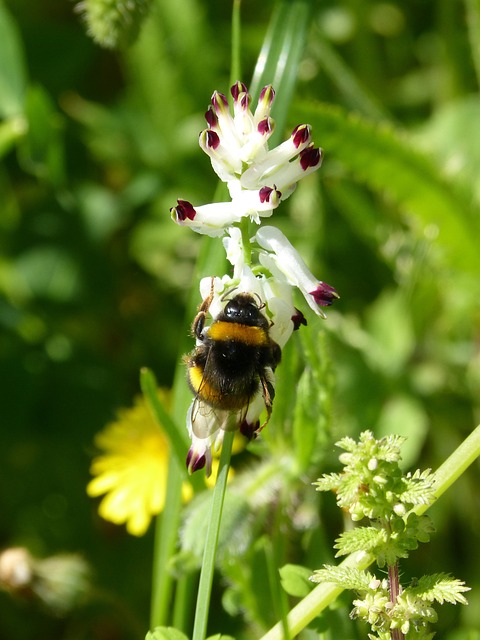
[223,294,263,326]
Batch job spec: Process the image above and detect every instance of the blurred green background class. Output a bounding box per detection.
[1,0,479,638]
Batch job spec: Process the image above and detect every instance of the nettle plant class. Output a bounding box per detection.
[312,432,469,640]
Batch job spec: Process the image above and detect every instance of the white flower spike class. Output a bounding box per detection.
[170,82,323,236]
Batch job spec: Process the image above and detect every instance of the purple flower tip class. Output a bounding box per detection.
[212,91,229,113]
[257,117,274,136]
[240,418,259,440]
[292,308,308,330]
[259,185,281,204]
[204,129,220,149]
[174,199,197,222]
[186,448,206,474]
[299,146,323,171]
[205,106,218,128]
[231,81,248,101]
[291,124,311,148]
[309,282,339,307]
[259,85,275,107]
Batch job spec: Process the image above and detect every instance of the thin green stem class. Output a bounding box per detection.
[238,218,253,267]
[388,564,403,640]
[191,430,235,640]
[259,551,374,640]
[265,512,290,640]
[173,573,198,632]
[149,456,184,629]
[416,423,480,515]
[147,234,226,630]
[231,0,242,85]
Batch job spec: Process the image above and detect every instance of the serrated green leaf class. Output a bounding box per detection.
[334,527,386,557]
[311,565,375,592]
[409,573,470,605]
[294,102,480,273]
[146,627,189,640]
[80,0,153,49]
[279,564,314,598]
[400,471,435,507]
[314,472,342,492]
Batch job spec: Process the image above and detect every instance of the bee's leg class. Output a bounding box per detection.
[256,374,275,434]
[192,277,215,339]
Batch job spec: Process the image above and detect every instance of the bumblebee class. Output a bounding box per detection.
[186,283,282,438]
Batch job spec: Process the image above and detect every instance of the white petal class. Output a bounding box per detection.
[175,201,244,236]
[222,227,244,273]
[255,226,325,315]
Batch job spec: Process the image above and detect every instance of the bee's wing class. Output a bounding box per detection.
[190,395,232,439]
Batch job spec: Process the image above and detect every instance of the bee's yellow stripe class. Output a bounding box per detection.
[188,364,248,409]
[188,364,216,396]
[208,321,268,346]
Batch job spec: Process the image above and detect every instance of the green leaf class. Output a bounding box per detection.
[146,627,189,640]
[311,565,375,592]
[181,489,253,566]
[79,0,153,49]
[414,96,480,207]
[17,85,65,187]
[408,573,470,605]
[250,0,314,146]
[314,472,342,493]
[293,323,334,470]
[400,470,435,507]
[0,1,27,117]
[140,368,194,484]
[294,102,480,273]
[279,564,315,598]
[334,527,386,557]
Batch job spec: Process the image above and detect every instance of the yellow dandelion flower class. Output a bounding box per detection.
[87,393,192,536]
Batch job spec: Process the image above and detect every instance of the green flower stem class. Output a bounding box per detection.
[149,456,184,629]
[191,429,235,640]
[416,423,480,515]
[259,551,375,640]
[173,573,197,631]
[146,233,226,631]
[259,423,480,640]
[239,218,253,267]
[230,0,242,85]
[388,563,403,640]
